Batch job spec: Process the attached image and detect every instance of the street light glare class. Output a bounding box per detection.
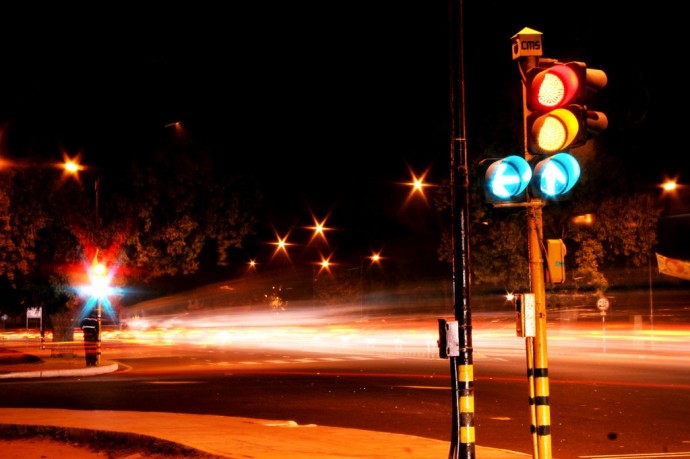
[270,231,295,259]
[64,160,81,174]
[370,252,382,264]
[662,180,677,192]
[406,168,430,194]
[316,255,333,275]
[307,213,332,244]
[572,213,595,226]
[61,151,85,175]
[60,153,87,185]
[403,167,432,205]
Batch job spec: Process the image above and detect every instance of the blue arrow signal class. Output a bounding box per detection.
[532,153,581,198]
[485,155,532,202]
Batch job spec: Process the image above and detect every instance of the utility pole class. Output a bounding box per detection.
[440,1,476,458]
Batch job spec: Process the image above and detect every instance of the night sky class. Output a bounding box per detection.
[0,4,687,274]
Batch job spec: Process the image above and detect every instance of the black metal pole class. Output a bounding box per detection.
[448,1,474,458]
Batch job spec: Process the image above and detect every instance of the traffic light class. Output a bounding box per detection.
[525,61,608,155]
[545,239,566,284]
[524,60,607,200]
[479,58,607,205]
[89,258,112,300]
[530,152,581,199]
[479,155,532,204]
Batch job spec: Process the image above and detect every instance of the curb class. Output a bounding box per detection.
[0,362,119,379]
[0,423,216,458]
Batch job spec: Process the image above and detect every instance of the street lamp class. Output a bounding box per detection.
[662,181,677,192]
[61,155,100,222]
[317,256,332,275]
[358,251,383,319]
[306,213,332,245]
[649,179,682,348]
[270,230,294,259]
[402,166,435,208]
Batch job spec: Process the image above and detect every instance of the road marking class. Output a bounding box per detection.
[146,381,202,385]
[398,385,448,390]
[580,453,690,458]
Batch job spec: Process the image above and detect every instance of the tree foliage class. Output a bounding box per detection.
[112,141,259,282]
[567,193,661,292]
[0,139,260,335]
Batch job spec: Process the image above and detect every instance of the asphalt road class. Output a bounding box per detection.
[2,298,689,458]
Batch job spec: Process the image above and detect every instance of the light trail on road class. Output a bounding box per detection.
[87,304,690,366]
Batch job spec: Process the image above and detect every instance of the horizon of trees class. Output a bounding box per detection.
[0,129,260,345]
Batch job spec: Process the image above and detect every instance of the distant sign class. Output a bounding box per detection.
[596,298,610,311]
[26,307,42,319]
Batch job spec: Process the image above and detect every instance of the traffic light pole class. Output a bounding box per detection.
[509,26,606,458]
[525,202,552,459]
[518,46,553,459]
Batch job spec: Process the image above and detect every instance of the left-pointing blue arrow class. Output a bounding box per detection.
[484,155,532,202]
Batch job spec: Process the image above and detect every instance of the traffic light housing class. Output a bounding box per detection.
[525,61,608,156]
[479,57,607,205]
[545,239,566,284]
[523,60,607,201]
[479,153,581,203]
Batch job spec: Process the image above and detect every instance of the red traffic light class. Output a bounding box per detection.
[525,61,608,156]
[528,64,582,111]
[527,62,607,112]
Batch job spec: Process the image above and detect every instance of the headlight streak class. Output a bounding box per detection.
[92,305,690,362]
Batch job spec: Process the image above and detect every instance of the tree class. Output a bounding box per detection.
[0,168,50,285]
[0,162,86,349]
[566,193,662,292]
[112,139,260,285]
[0,140,260,342]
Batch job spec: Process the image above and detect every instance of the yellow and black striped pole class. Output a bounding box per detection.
[525,336,539,455]
[457,351,475,456]
[527,204,552,459]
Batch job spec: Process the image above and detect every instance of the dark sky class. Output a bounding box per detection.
[0,4,686,273]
